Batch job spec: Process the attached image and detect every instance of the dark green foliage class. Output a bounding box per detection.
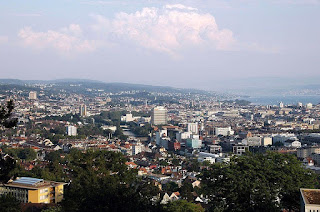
[128,122,152,137]
[180,180,194,202]
[5,148,37,161]
[41,206,62,212]
[201,152,319,211]
[43,113,82,124]
[164,182,179,193]
[61,150,159,212]
[161,200,204,212]
[0,156,16,182]
[0,100,17,128]
[0,194,20,212]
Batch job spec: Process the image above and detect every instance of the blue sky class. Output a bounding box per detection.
[0,0,319,91]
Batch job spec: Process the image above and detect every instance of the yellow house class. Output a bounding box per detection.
[0,177,66,203]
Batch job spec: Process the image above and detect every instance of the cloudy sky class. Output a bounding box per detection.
[1,0,319,91]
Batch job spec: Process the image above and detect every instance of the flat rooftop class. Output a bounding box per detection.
[301,189,320,205]
[3,177,65,190]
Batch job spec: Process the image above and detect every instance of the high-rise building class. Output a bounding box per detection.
[188,123,198,134]
[132,143,143,155]
[66,126,77,136]
[79,104,87,117]
[29,91,37,100]
[152,106,167,125]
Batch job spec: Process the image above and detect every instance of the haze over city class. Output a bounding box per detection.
[1,0,320,92]
[2,1,320,211]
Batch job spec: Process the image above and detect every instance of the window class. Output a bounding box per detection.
[40,194,48,200]
[40,188,49,194]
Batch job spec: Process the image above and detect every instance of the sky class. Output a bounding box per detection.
[0,0,319,92]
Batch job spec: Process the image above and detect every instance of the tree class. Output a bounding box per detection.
[18,148,37,161]
[180,180,194,202]
[0,156,16,182]
[201,152,319,211]
[61,150,159,212]
[0,195,20,212]
[162,200,204,212]
[0,100,17,128]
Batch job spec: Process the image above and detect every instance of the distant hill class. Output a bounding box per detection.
[0,78,224,97]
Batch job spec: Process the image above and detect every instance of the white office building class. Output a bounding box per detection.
[66,126,77,136]
[215,127,234,136]
[152,106,167,125]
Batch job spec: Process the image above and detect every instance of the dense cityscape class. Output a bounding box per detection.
[1,0,320,211]
[0,80,320,211]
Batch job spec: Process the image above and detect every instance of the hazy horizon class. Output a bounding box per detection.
[1,0,320,94]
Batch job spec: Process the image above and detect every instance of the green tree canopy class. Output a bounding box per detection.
[0,195,20,212]
[201,152,319,211]
[162,200,204,212]
[61,150,159,212]
[0,100,17,128]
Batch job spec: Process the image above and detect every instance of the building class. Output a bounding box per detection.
[215,127,234,136]
[152,106,167,125]
[186,136,202,149]
[132,143,143,155]
[0,177,65,203]
[187,123,198,134]
[168,141,181,151]
[300,188,320,212]
[242,136,262,146]
[121,113,134,122]
[176,132,192,142]
[156,129,168,146]
[29,91,37,100]
[297,147,320,159]
[233,144,249,156]
[209,145,222,153]
[66,125,77,136]
[197,152,219,164]
[262,137,272,146]
[306,103,313,109]
[79,104,87,117]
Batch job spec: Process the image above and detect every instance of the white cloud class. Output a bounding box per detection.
[165,4,198,11]
[18,24,96,54]
[91,5,235,56]
[17,4,251,57]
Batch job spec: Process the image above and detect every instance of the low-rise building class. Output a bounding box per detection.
[300,188,320,212]
[0,177,65,204]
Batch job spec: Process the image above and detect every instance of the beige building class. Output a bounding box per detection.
[300,188,320,212]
